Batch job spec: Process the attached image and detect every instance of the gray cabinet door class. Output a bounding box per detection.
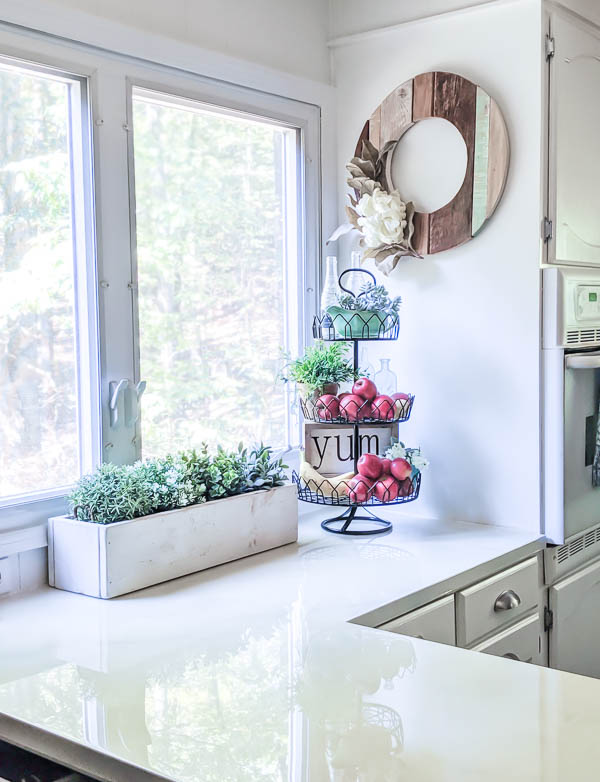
[549,558,600,677]
[550,14,600,266]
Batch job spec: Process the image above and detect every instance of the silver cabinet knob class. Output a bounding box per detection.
[494,589,521,612]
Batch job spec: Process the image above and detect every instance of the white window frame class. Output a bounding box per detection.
[0,20,321,533]
[0,49,100,526]
[125,79,317,458]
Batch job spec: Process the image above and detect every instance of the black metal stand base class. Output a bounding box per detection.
[320,505,393,536]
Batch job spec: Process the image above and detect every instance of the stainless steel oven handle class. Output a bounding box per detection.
[566,354,600,369]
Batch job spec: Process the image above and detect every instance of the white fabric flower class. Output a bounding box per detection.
[409,453,430,470]
[385,443,407,460]
[356,187,408,248]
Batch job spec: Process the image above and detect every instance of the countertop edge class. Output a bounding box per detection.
[0,714,172,782]
[350,535,546,627]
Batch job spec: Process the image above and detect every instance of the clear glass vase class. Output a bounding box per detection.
[359,346,375,380]
[342,252,365,297]
[320,256,341,324]
[374,358,397,397]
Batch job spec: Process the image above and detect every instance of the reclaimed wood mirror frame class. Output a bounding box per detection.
[355,71,510,255]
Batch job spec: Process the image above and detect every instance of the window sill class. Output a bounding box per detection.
[0,495,65,555]
[0,522,47,558]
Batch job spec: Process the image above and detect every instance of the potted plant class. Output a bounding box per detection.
[280,341,359,400]
[327,282,402,339]
[48,444,297,599]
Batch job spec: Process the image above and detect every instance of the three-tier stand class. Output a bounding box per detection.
[292,269,421,536]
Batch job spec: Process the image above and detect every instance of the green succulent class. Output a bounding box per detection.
[68,443,288,524]
[337,282,401,317]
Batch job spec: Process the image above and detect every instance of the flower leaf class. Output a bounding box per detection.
[327,222,356,243]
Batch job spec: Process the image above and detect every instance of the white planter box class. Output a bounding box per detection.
[48,484,298,599]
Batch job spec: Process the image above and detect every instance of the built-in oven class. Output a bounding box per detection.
[563,350,600,538]
[543,266,600,544]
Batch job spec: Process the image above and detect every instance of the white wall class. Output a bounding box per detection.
[27,0,331,83]
[331,0,543,530]
[328,0,496,39]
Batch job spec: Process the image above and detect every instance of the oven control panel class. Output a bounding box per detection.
[575,285,600,321]
[544,266,600,348]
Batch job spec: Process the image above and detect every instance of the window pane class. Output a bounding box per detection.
[133,91,297,457]
[0,65,81,499]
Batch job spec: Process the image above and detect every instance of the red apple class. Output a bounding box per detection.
[391,392,411,401]
[339,394,371,422]
[380,458,392,474]
[373,475,400,502]
[348,475,374,503]
[338,392,352,401]
[398,477,414,497]
[352,377,378,401]
[315,394,340,421]
[390,457,412,481]
[371,395,395,421]
[357,453,383,480]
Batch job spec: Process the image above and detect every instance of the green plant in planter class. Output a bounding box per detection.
[69,462,156,524]
[328,282,401,338]
[280,341,359,398]
[69,444,288,524]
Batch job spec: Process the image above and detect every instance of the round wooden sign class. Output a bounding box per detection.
[355,72,509,255]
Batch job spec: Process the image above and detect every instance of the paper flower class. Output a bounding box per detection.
[357,188,408,248]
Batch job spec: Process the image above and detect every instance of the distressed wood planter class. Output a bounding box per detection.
[48,484,298,599]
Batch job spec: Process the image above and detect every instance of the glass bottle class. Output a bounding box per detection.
[359,346,375,380]
[320,255,341,326]
[343,252,365,297]
[374,358,397,396]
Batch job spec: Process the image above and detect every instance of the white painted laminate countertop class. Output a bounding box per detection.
[0,509,598,781]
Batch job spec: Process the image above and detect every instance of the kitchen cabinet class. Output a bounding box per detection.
[377,595,456,645]
[549,13,600,266]
[455,557,539,646]
[549,557,600,677]
[470,613,542,664]
[377,556,545,663]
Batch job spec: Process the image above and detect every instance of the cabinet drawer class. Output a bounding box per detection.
[456,557,538,646]
[471,612,542,665]
[378,595,455,645]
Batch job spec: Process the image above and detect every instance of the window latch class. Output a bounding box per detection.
[109,379,146,428]
[109,379,129,428]
[125,381,147,428]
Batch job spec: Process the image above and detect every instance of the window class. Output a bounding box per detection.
[0,58,98,506]
[0,30,320,526]
[130,88,304,456]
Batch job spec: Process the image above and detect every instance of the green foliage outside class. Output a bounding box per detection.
[133,98,291,457]
[68,443,288,524]
[0,67,79,495]
[0,74,295,499]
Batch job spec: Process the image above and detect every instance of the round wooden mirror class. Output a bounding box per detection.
[355,72,509,255]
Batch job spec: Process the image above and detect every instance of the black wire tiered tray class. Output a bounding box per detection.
[293,470,421,535]
[298,267,421,536]
[300,393,414,424]
[313,310,400,341]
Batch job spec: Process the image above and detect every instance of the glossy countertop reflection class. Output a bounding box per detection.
[0,511,594,781]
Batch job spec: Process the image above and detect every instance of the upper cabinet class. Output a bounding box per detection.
[549,14,600,266]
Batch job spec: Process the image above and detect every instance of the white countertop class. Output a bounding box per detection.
[1,510,597,781]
